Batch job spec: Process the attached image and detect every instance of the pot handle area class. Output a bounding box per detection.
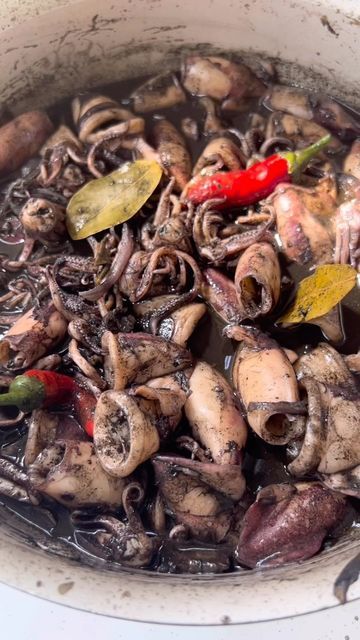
[333,552,360,603]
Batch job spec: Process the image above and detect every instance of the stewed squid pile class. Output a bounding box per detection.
[0,54,360,574]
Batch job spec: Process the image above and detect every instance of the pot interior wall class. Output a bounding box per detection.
[0,0,359,112]
[0,0,359,626]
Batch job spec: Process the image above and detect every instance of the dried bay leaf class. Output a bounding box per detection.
[66,159,162,240]
[279,264,357,325]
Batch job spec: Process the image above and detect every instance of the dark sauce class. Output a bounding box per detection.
[0,66,359,573]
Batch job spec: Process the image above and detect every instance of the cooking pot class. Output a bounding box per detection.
[0,0,359,625]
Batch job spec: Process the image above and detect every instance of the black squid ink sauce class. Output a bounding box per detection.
[0,61,359,574]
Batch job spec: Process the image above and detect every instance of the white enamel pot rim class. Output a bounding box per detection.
[0,0,359,626]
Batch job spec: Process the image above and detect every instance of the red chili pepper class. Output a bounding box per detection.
[72,385,97,438]
[0,369,76,413]
[0,368,98,437]
[183,135,331,207]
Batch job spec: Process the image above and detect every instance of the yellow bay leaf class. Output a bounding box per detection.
[279,264,357,324]
[66,159,162,240]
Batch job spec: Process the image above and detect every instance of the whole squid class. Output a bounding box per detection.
[185,360,247,465]
[0,110,53,176]
[101,331,193,390]
[72,94,144,143]
[19,198,66,244]
[156,303,207,346]
[182,56,265,108]
[234,242,281,318]
[201,267,245,324]
[152,119,191,191]
[288,343,360,479]
[270,177,337,265]
[226,325,305,444]
[0,303,67,371]
[24,408,86,466]
[131,72,186,113]
[28,440,127,509]
[193,136,245,175]
[266,111,342,152]
[333,197,360,270]
[264,85,360,141]
[236,482,346,568]
[94,378,188,477]
[153,455,245,543]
